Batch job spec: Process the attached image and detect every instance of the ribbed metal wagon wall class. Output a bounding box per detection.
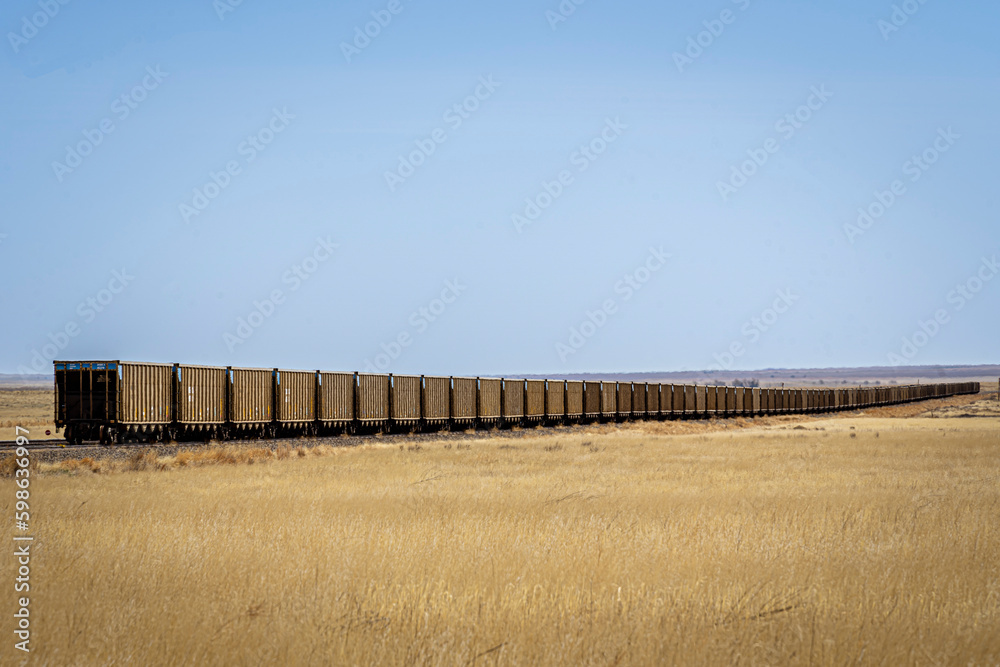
[391,375,422,422]
[545,380,565,419]
[451,377,478,423]
[617,382,632,417]
[582,381,601,417]
[633,383,647,415]
[503,379,525,421]
[319,371,357,424]
[647,383,660,415]
[356,373,389,423]
[422,376,451,423]
[601,382,617,416]
[175,364,226,425]
[228,367,272,425]
[478,378,502,422]
[566,381,584,417]
[275,369,315,423]
[525,380,545,421]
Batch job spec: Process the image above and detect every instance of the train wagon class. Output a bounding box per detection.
[422,376,451,424]
[583,381,601,418]
[601,382,617,417]
[617,382,632,418]
[55,361,173,445]
[478,378,502,424]
[546,380,566,421]
[566,380,584,418]
[319,371,357,426]
[174,364,227,435]
[647,383,660,416]
[732,387,744,416]
[525,379,545,422]
[682,385,696,416]
[228,367,273,432]
[451,377,478,425]
[356,373,389,425]
[391,374,422,424]
[275,369,315,426]
[502,378,525,423]
[705,385,716,415]
[668,384,681,415]
[633,382,647,416]
[695,386,707,415]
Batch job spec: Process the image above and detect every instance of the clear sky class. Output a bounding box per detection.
[2,0,997,376]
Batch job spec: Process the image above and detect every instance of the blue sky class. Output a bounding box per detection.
[2,0,997,376]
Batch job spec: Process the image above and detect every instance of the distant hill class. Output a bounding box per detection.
[522,364,1000,387]
[0,374,52,388]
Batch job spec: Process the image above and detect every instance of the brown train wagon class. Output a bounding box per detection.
[175,364,226,426]
[734,387,745,416]
[356,373,389,423]
[228,367,273,426]
[750,387,760,414]
[766,388,775,413]
[683,385,697,415]
[391,374,422,422]
[647,383,660,415]
[55,361,174,443]
[617,382,632,417]
[695,386,707,415]
[319,371,357,424]
[422,376,451,423]
[670,384,683,414]
[583,381,602,417]
[503,378,525,421]
[725,387,736,414]
[566,380,584,417]
[478,378,502,423]
[525,379,546,421]
[601,382,618,417]
[275,369,315,423]
[545,380,566,420]
[706,385,718,415]
[451,377,478,424]
[633,383,647,416]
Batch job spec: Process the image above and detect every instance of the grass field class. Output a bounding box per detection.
[2,393,999,665]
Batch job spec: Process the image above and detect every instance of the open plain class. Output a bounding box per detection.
[2,389,999,665]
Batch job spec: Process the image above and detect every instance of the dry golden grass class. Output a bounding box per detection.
[0,388,60,440]
[2,402,999,665]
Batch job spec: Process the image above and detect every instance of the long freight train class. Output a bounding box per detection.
[53,361,980,445]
